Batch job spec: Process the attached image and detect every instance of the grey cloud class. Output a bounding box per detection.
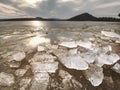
[0,0,119,18]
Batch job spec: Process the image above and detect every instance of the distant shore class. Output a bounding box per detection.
[0,13,120,22]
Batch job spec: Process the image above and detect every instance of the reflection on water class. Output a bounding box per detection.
[31,21,46,30]
[29,36,50,47]
[32,21,43,27]
[0,21,120,49]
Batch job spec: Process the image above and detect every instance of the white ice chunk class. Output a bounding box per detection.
[112,63,120,74]
[31,62,58,73]
[30,73,49,90]
[15,69,27,77]
[20,78,31,90]
[102,45,112,53]
[68,48,78,55]
[0,72,15,86]
[80,52,96,64]
[61,54,88,70]
[95,53,120,67]
[76,40,95,50]
[37,46,45,52]
[101,31,120,39]
[30,53,56,63]
[13,52,26,61]
[59,41,77,48]
[83,64,104,86]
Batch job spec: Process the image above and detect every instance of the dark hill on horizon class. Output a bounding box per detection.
[68,13,120,22]
[0,13,120,22]
[68,13,97,21]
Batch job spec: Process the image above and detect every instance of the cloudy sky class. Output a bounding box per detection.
[0,0,120,19]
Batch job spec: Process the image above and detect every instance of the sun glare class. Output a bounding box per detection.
[29,36,50,47]
[25,0,40,5]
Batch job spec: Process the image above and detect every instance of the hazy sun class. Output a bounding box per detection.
[25,0,40,5]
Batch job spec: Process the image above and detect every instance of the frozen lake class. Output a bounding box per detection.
[0,21,120,90]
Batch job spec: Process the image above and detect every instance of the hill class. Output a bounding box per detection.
[68,13,97,21]
[68,13,120,22]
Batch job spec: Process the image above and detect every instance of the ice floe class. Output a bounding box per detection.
[37,46,46,52]
[112,63,120,74]
[95,53,120,67]
[31,62,59,73]
[0,72,15,86]
[61,54,88,70]
[83,64,104,86]
[101,31,120,39]
[12,51,26,61]
[59,41,77,48]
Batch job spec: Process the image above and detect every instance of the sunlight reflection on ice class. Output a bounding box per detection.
[29,36,50,47]
[32,21,44,27]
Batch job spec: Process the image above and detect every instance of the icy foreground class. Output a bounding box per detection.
[0,30,120,90]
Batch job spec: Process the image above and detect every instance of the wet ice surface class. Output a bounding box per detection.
[0,21,120,90]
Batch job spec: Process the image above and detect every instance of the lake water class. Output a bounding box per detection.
[0,21,120,90]
[0,21,120,48]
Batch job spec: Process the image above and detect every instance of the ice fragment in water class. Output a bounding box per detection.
[37,46,45,52]
[59,41,77,48]
[12,51,26,61]
[61,54,88,70]
[0,72,15,86]
[76,40,95,50]
[68,48,78,55]
[30,73,49,90]
[95,53,120,67]
[80,51,96,64]
[15,69,27,77]
[30,53,56,63]
[112,63,120,74]
[83,64,104,86]
[31,62,58,73]
[20,78,31,90]
[101,31,120,39]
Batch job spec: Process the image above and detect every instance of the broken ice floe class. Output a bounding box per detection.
[59,40,98,52]
[12,51,26,61]
[31,62,59,73]
[68,48,78,55]
[30,73,49,90]
[80,51,96,64]
[83,64,104,86]
[37,46,46,52]
[29,53,56,63]
[112,63,120,74]
[0,72,15,86]
[95,53,120,67]
[76,40,95,50]
[59,70,83,89]
[59,41,77,48]
[15,69,27,77]
[20,78,31,90]
[101,31,120,39]
[61,54,88,70]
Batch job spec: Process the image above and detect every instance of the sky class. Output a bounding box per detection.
[0,0,120,19]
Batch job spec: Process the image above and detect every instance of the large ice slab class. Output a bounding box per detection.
[112,63,120,74]
[12,51,26,61]
[30,53,56,63]
[30,73,49,90]
[0,72,15,86]
[101,31,120,39]
[31,62,59,73]
[76,40,95,50]
[59,41,77,48]
[83,64,104,86]
[95,53,120,67]
[61,54,88,70]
